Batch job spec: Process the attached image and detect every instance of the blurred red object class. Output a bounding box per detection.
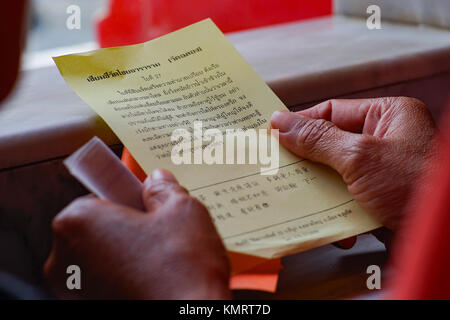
[97,0,332,48]
[0,1,27,101]
[389,99,450,299]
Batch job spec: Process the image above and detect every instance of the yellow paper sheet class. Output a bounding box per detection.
[54,19,381,259]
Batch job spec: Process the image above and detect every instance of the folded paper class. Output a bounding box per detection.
[64,136,145,211]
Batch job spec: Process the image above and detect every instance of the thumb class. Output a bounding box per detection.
[271,110,359,175]
[142,169,188,212]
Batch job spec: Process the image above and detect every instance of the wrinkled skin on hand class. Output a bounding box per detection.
[44,170,231,299]
[271,97,436,238]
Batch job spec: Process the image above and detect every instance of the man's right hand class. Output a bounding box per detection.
[271,97,436,234]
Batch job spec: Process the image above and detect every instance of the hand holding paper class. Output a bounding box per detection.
[54,19,381,260]
[45,166,232,299]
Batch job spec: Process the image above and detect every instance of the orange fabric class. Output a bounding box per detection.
[121,148,282,292]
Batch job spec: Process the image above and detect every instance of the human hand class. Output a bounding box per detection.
[44,169,231,299]
[270,97,436,236]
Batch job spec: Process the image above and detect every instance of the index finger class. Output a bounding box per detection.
[297,99,373,133]
[52,195,144,238]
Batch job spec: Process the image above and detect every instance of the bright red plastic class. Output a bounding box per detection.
[97,0,332,48]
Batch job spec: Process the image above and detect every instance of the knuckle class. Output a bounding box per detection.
[399,97,433,119]
[396,96,426,109]
[144,180,187,198]
[52,197,98,237]
[172,193,192,206]
[295,118,335,151]
[375,96,429,114]
[373,97,435,131]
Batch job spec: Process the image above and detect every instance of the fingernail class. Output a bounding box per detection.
[151,169,176,181]
[270,110,299,132]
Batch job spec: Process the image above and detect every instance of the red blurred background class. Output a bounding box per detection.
[97,0,332,47]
